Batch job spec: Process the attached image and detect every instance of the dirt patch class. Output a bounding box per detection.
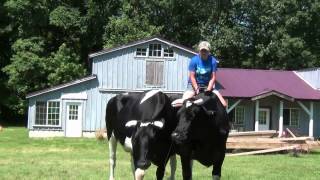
[95,128,106,141]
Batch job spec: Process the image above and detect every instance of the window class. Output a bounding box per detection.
[145,60,164,86]
[35,101,60,126]
[48,102,60,125]
[149,44,162,57]
[69,105,79,120]
[35,102,47,125]
[164,47,174,57]
[283,108,299,127]
[259,111,267,124]
[136,48,147,57]
[234,107,245,125]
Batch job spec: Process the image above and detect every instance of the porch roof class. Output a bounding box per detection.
[217,68,320,100]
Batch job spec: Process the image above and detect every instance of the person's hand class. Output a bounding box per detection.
[195,87,200,95]
[204,90,213,96]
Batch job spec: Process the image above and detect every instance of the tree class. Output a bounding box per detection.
[47,43,87,86]
[2,37,48,114]
[103,14,161,48]
[201,0,320,70]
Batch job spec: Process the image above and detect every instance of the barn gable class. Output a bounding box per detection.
[90,37,196,92]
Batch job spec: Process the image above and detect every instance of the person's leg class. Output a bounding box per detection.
[182,84,196,100]
[182,90,195,100]
[212,90,227,107]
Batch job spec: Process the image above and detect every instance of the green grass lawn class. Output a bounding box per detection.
[0,127,319,180]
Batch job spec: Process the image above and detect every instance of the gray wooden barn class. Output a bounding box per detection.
[26,37,320,138]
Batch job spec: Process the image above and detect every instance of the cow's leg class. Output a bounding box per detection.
[108,133,117,180]
[130,155,135,179]
[212,159,223,180]
[212,150,226,180]
[169,155,177,180]
[156,166,165,180]
[181,154,192,180]
[135,168,145,180]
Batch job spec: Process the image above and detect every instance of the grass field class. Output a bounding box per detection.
[0,127,319,180]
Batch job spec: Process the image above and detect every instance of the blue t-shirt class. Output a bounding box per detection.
[188,55,218,85]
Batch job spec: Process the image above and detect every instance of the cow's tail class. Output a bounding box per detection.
[106,96,117,140]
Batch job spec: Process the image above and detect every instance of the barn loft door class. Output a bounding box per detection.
[145,60,164,87]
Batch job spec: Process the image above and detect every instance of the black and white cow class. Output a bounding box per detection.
[105,90,178,180]
[171,91,230,180]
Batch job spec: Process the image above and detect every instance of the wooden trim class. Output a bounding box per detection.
[227,99,242,113]
[89,37,197,58]
[227,146,298,156]
[26,75,97,98]
[98,88,184,94]
[251,91,294,102]
[297,101,311,115]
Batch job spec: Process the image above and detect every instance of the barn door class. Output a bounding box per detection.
[65,102,82,137]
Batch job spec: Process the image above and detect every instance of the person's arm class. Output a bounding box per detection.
[188,57,199,94]
[189,71,199,94]
[206,56,218,92]
[206,72,216,92]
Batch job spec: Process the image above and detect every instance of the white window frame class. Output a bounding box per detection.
[163,46,175,58]
[135,47,148,57]
[148,43,162,57]
[34,100,62,127]
[283,108,300,127]
[134,44,175,59]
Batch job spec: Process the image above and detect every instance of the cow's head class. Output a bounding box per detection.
[125,119,165,169]
[171,92,225,144]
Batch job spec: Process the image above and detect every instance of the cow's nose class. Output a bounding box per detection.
[171,132,183,143]
[171,132,178,138]
[171,132,179,139]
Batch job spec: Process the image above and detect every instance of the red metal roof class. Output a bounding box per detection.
[216,68,320,100]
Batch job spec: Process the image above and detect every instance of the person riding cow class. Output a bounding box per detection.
[171,91,230,180]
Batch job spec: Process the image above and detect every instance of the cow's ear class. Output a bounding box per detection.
[125,120,138,128]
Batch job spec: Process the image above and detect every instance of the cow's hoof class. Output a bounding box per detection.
[212,175,220,180]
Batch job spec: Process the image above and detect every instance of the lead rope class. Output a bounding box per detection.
[163,140,174,168]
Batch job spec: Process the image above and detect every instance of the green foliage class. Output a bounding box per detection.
[2,39,86,114]
[103,15,162,48]
[3,37,47,95]
[202,0,320,69]
[2,37,47,114]
[49,6,82,31]
[47,43,87,86]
